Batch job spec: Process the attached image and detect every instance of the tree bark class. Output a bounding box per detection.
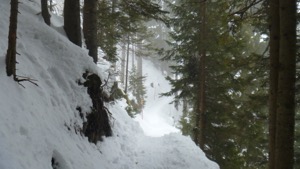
[120,42,126,84]
[41,0,51,25]
[124,36,130,93]
[83,0,98,63]
[195,0,207,150]
[6,0,19,80]
[275,0,296,168]
[132,43,135,68]
[137,48,143,79]
[64,0,82,47]
[268,0,280,168]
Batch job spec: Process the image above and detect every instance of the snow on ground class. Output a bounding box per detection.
[0,0,219,169]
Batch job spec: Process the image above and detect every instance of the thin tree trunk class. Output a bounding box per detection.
[137,49,143,79]
[124,36,130,93]
[64,0,82,47]
[41,0,51,25]
[83,0,98,63]
[120,42,126,84]
[275,0,296,168]
[196,0,207,150]
[6,0,19,80]
[268,0,280,168]
[132,43,135,68]
[111,0,117,68]
[137,47,143,108]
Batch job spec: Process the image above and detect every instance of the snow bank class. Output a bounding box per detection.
[0,0,219,168]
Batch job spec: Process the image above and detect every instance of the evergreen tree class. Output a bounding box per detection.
[164,0,269,168]
[96,0,168,63]
[97,0,118,62]
[128,65,147,114]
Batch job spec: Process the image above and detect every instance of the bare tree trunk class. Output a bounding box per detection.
[195,0,207,150]
[275,0,296,168]
[41,0,51,25]
[83,0,98,63]
[268,0,280,168]
[64,0,82,47]
[124,36,130,93]
[137,49,143,79]
[6,0,19,80]
[120,42,126,84]
[132,43,135,68]
[111,0,117,68]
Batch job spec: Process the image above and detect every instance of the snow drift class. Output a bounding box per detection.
[0,0,219,168]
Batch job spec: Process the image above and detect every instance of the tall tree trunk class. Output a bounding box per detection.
[137,49,143,79]
[124,36,130,93]
[120,42,126,84]
[83,0,98,63]
[64,0,82,47]
[6,0,19,80]
[41,0,51,25]
[275,0,296,168]
[132,43,135,68]
[137,45,143,108]
[111,0,117,68]
[268,0,280,168]
[195,0,207,150]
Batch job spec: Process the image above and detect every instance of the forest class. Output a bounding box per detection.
[1,0,299,169]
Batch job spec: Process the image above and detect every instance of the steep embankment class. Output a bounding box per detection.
[0,0,219,169]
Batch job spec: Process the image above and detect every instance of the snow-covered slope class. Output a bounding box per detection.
[0,0,219,169]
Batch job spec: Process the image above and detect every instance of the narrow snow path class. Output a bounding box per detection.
[135,59,181,137]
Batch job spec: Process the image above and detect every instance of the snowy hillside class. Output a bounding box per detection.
[0,0,219,169]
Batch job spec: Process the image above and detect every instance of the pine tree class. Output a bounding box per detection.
[164,0,269,168]
[95,0,168,63]
[128,65,146,114]
[97,0,118,62]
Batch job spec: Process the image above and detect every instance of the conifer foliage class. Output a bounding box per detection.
[128,65,146,114]
[96,0,168,62]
